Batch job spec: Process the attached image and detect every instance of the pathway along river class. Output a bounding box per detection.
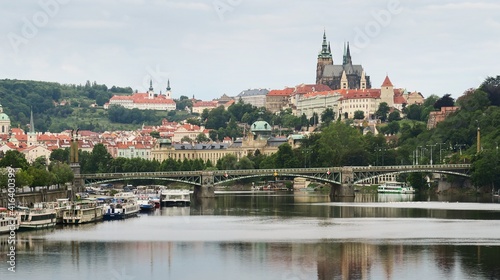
[2,192,500,279]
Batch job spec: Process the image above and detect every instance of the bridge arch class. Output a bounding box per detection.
[354,169,471,185]
[215,173,341,185]
[83,177,201,187]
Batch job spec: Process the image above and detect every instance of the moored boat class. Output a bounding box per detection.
[103,192,140,220]
[137,196,156,211]
[62,199,104,224]
[160,189,191,207]
[18,203,57,230]
[0,207,20,234]
[377,181,415,194]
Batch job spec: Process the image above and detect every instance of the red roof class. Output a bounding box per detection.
[294,84,332,94]
[193,101,218,107]
[338,89,381,101]
[381,75,394,87]
[267,88,295,96]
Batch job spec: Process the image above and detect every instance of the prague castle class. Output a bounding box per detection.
[316,31,371,90]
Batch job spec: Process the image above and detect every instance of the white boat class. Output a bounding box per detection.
[18,203,57,230]
[137,195,156,211]
[103,192,140,220]
[160,189,191,207]
[62,199,104,224]
[0,207,20,234]
[377,181,415,194]
[45,198,71,224]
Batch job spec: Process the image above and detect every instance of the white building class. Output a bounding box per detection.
[106,80,176,111]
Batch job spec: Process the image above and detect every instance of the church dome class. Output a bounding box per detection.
[250,120,271,132]
[0,113,9,121]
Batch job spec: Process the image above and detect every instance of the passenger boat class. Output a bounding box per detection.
[377,181,415,194]
[0,207,20,234]
[160,189,191,207]
[62,199,104,224]
[103,192,140,220]
[46,198,71,224]
[137,196,156,211]
[18,203,57,230]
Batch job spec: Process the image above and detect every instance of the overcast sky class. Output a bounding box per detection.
[1,0,498,101]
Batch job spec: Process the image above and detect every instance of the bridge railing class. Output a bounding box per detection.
[77,164,471,179]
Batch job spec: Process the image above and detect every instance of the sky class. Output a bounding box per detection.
[0,0,499,101]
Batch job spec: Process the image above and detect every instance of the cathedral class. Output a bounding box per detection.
[316,31,371,90]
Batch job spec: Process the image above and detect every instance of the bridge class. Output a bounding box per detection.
[73,164,471,198]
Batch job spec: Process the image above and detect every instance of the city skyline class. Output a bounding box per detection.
[1,0,498,100]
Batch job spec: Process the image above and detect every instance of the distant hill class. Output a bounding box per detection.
[0,79,133,132]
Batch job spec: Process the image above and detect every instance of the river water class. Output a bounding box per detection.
[2,192,500,279]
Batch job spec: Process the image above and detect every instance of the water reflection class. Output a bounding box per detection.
[2,232,499,280]
[2,192,500,279]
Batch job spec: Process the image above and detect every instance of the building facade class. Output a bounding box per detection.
[106,80,176,111]
[316,31,371,90]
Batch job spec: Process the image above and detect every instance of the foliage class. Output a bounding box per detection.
[375,102,390,122]
[0,150,29,169]
[434,94,455,110]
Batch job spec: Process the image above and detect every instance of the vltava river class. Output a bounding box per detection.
[2,192,500,279]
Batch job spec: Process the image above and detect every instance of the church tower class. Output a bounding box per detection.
[165,79,172,99]
[27,109,37,146]
[0,103,11,134]
[380,75,394,107]
[316,30,333,84]
[148,79,154,99]
[340,70,348,89]
[360,71,367,90]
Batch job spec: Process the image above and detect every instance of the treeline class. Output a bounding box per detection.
[0,79,133,132]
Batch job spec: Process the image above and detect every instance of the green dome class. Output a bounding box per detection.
[158,138,172,144]
[251,120,271,132]
[0,113,9,121]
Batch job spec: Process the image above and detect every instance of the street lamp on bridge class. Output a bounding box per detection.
[427,144,436,166]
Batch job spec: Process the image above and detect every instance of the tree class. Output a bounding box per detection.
[375,102,390,122]
[196,133,210,143]
[217,154,238,170]
[434,94,455,110]
[471,152,500,190]
[321,108,335,125]
[149,131,160,139]
[50,148,70,163]
[0,150,29,169]
[479,76,500,106]
[27,166,54,187]
[275,143,299,168]
[181,136,193,143]
[353,110,365,120]
[235,156,254,169]
[388,111,401,122]
[50,162,74,185]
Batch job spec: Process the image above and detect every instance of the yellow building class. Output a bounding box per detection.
[151,120,286,163]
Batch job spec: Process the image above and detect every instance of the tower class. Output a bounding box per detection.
[360,71,367,90]
[0,103,11,134]
[340,70,348,89]
[27,108,37,146]
[165,79,172,99]
[148,79,154,99]
[380,75,394,107]
[316,30,333,84]
[343,42,352,65]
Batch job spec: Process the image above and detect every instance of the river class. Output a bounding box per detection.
[2,192,500,279]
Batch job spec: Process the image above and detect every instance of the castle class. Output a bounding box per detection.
[316,31,371,90]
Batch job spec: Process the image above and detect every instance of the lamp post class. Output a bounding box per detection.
[436,143,445,164]
[427,144,436,166]
[417,146,423,165]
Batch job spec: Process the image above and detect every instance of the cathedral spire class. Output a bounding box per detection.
[344,42,352,65]
[342,42,347,65]
[166,79,171,91]
[321,30,329,55]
